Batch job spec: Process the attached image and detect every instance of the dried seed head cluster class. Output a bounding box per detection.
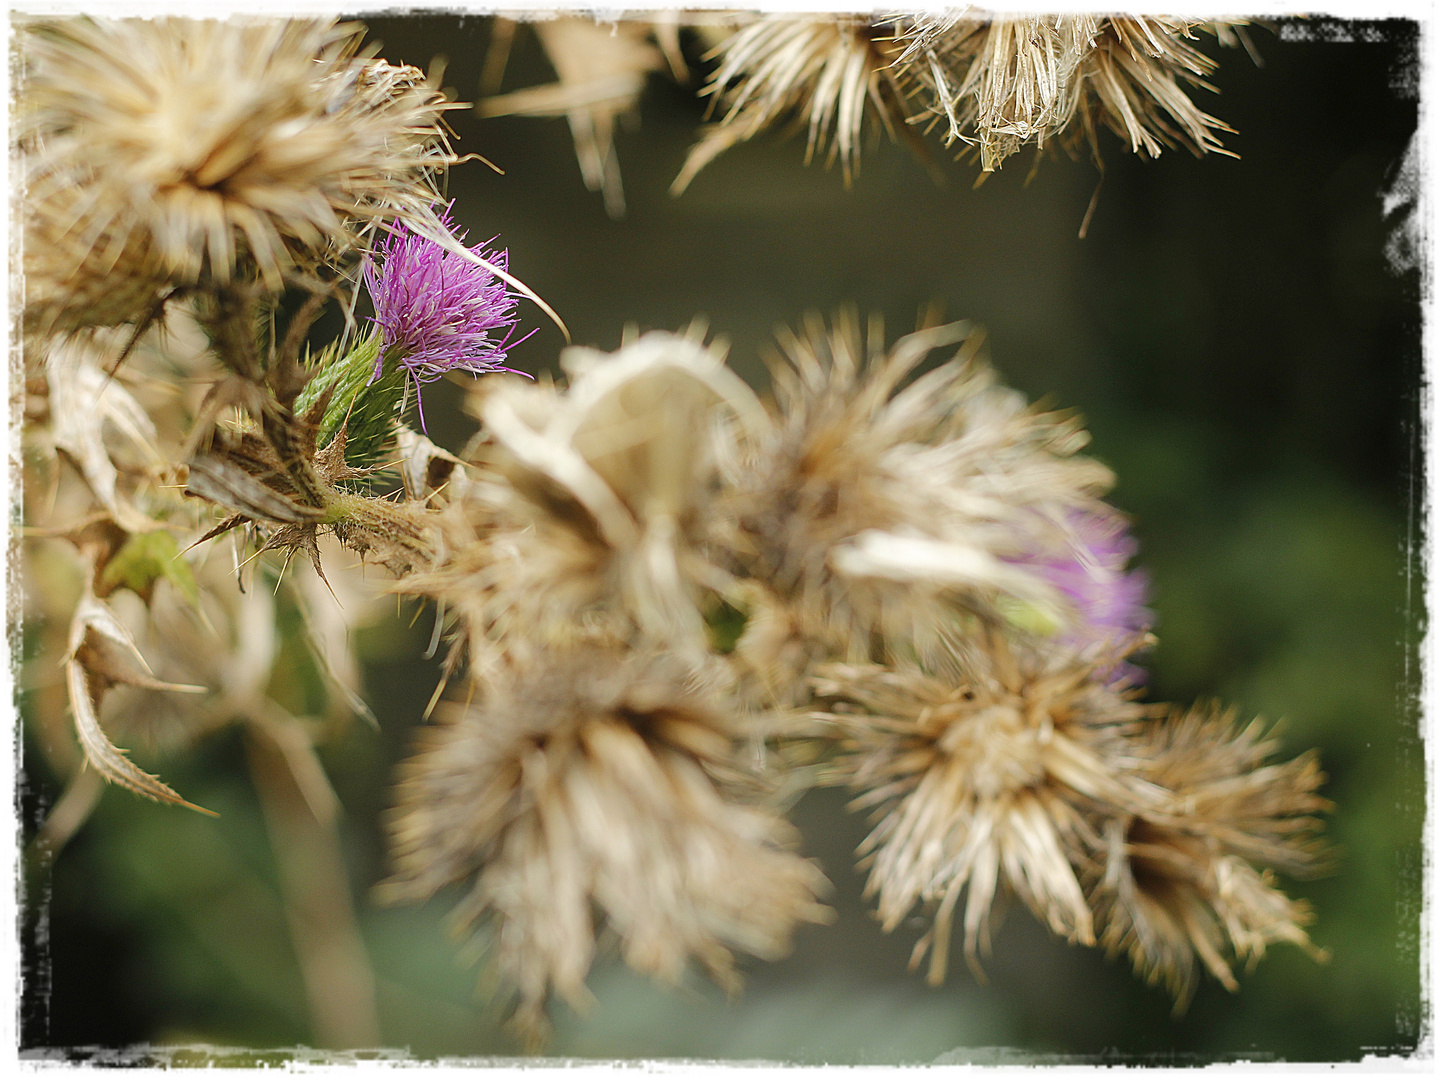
[814,634,1159,983]
[381,645,831,1046]
[1093,705,1331,1007]
[815,644,1329,1001]
[19,17,457,336]
[675,13,1245,187]
[388,313,1327,1034]
[406,329,763,678]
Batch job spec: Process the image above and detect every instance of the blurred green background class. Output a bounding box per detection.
[20,13,1423,1063]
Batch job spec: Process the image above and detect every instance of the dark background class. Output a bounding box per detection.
[20,13,1424,1062]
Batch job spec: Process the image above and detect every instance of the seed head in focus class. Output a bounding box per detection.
[19,17,458,336]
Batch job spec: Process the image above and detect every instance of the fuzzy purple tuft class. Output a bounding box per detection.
[364,206,531,428]
[1012,509,1152,684]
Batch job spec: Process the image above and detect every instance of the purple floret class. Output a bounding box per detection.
[363,205,532,429]
[1011,509,1152,685]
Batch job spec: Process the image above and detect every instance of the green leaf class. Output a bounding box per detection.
[99,529,201,607]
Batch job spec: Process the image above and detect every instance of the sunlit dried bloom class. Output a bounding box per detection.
[1005,507,1151,684]
[478,17,665,218]
[380,645,831,1045]
[19,17,456,336]
[715,312,1115,680]
[814,633,1160,983]
[889,13,1099,171]
[364,206,528,429]
[890,14,1239,172]
[673,14,912,194]
[405,330,765,678]
[1093,705,1331,1008]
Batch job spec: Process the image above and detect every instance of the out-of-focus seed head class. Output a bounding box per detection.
[1092,705,1332,1008]
[406,329,766,679]
[379,645,831,1046]
[814,632,1160,984]
[716,312,1115,688]
[19,17,458,336]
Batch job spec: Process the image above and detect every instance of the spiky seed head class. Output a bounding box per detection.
[716,312,1115,679]
[379,645,831,1046]
[19,17,457,336]
[1073,18,1238,162]
[814,633,1159,984]
[673,15,911,193]
[1092,705,1332,1008]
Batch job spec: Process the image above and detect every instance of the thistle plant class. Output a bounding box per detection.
[17,12,1339,1057]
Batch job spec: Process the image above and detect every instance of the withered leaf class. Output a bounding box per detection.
[186,452,326,523]
[65,592,214,814]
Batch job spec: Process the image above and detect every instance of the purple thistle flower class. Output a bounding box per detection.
[1010,508,1152,685]
[363,205,532,430]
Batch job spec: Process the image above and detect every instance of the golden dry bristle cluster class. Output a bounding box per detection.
[1093,705,1331,1007]
[380,645,830,1046]
[675,13,1245,186]
[814,644,1329,1002]
[674,15,910,193]
[713,312,1114,692]
[18,17,457,337]
[814,634,1159,983]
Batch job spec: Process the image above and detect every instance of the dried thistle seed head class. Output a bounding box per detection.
[673,14,912,193]
[1092,705,1332,1007]
[889,13,1099,171]
[19,17,457,336]
[718,312,1114,672]
[1071,18,1238,162]
[885,14,1241,173]
[418,330,766,673]
[380,645,831,1046]
[814,633,1159,984]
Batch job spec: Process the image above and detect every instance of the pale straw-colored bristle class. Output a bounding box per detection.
[19,17,458,336]
[674,14,911,194]
[814,633,1159,984]
[1092,704,1332,1008]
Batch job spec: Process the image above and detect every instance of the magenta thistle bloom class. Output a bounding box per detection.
[1011,509,1152,684]
[363,206,531,429]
